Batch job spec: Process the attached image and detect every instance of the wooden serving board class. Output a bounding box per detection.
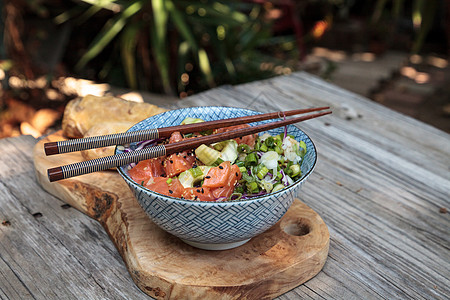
[33,131,329,300]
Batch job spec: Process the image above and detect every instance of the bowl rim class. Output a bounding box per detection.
[116,105,317,205]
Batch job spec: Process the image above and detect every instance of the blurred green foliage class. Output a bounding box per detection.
[371,0,440,54]
[54,0,299,96]
[2,0,445,98]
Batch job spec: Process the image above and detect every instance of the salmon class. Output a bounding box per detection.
[164,132,196,177]
[144,177,184,198]
[211,164,242,199]
[202,161,232,188]
[214,124,257,147]
[128,157,165,184]
[182,187,215,201]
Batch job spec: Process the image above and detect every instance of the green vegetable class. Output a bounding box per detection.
[241,172,254,183]
[254,140,261,151]
[212,157,224,167]
[276,172,282,180]
[264,136,274,147]
[272,183,285,193]
[298,140,307,158]
[244,152,258,167]
[219,140,238,163]
[178,166,212,188]
[195,144,220,165]
[238,144,251,153]
[260,143,268,152]
[230,193,243,201]
[235,160,245,168]
[246,181,259,193]
[274,145,283,154]
[189,166,203,178]
[180,117,205,125]
[234,185,244,194]
[289,164,301,177]
[256,165,269,179]
[261,180,273,192]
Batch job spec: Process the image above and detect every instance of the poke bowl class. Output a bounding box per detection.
[116,106,317,250]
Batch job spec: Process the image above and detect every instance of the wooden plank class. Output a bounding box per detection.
[32,131,330,299]
[1,71,449,299]
[0,135,148,299]
[160,72,450,298]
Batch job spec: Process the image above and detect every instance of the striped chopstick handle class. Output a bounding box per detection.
[47,144,167,182]
[45,128,159,155]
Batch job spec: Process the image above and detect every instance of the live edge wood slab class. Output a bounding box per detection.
[33,131,329,300]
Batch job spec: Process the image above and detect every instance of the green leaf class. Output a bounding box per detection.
[75,0,143,71]
[151,0,172,94]
[166,0,198,51]
[78,0,122,12]
[412,0,438,54]
[121,23,140,89]
[198,48,215,87]
[76,5,104,25]
[54,6,88,25]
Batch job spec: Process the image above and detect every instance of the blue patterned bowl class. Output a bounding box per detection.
[116,106,317,250]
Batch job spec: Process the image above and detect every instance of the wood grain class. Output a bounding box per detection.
[1,71,449,299]
[0,135,148,299]
[33,131,330,300]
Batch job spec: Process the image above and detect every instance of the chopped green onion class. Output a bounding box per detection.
[265,137,274,147]
[286,161,293,169]
[274,145,283,154]
[166,178,172,184]
[298,140,307,158]
[257,166,269,179]
[181,117,205,125]
[276,172,282,180]
[245,152,258,167]
[200,129,213,136]
[239,166,247,173]
[260,143,268,152]
[238,144,251,153]
[235,160,245,167]
[272,183,285,193]
[234,185,244,194]
[289,164,301,177]
[242,172,254,183]
[254,140,261,151]
[230,192,243,200]
[213,157,224,166]
[189,167,203,178]
[261,181,273,192]
[246,181,259,193]
[299,140,307,151]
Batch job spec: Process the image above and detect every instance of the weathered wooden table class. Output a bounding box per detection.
[1,72,449,299]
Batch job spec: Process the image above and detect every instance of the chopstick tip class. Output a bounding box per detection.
[48,167,64,182]
[44,142,60,156]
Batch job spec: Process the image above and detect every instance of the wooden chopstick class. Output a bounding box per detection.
[44,107,330,155]
[47,110,331,182]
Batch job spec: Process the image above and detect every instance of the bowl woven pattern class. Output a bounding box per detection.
[118,106,316,245]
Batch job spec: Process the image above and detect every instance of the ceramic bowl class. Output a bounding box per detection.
[116,106,317,250]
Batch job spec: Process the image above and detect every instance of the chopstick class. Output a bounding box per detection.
[44,107,330,155]
[47,110,331,182]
